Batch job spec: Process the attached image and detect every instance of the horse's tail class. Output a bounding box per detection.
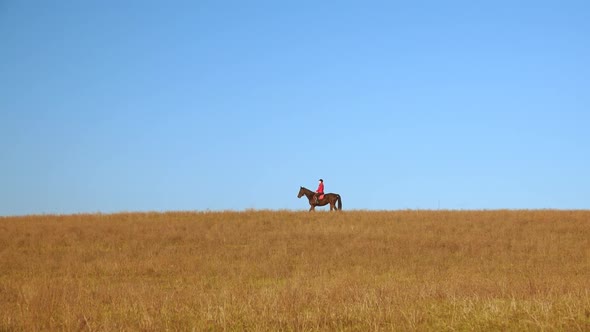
[337,194,342,210]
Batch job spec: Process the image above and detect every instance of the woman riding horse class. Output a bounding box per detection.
[298,185,342,212]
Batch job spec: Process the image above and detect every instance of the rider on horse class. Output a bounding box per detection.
[298,183,342,211]
[314,179,324,204]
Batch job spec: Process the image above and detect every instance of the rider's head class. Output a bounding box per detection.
[319,179,323,182]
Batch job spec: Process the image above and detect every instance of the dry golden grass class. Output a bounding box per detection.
[1,210,589,331]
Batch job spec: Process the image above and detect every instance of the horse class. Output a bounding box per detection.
[297,186,342,211]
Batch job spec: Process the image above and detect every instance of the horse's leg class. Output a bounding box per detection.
[309,205,315,212]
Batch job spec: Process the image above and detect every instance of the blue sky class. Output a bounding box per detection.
[1,1,589,215]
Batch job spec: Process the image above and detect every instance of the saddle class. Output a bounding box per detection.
[317,194,325,200]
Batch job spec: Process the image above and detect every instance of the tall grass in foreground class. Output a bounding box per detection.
[1,210,589,331]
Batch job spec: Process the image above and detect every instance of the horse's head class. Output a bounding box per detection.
[297,186,305,198]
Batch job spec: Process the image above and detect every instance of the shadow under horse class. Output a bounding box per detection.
[297,186,342,211]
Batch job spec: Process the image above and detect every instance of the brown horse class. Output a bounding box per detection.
[297,186,342,211]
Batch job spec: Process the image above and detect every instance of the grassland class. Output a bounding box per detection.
[1,210,589,331]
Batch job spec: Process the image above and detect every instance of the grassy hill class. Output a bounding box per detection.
[1,210,589,330]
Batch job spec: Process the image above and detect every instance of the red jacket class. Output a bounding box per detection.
[316,182,324,194]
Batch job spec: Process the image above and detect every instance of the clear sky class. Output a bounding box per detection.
[1,1,589,215]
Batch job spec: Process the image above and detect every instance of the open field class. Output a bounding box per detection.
[1,210,589,331]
